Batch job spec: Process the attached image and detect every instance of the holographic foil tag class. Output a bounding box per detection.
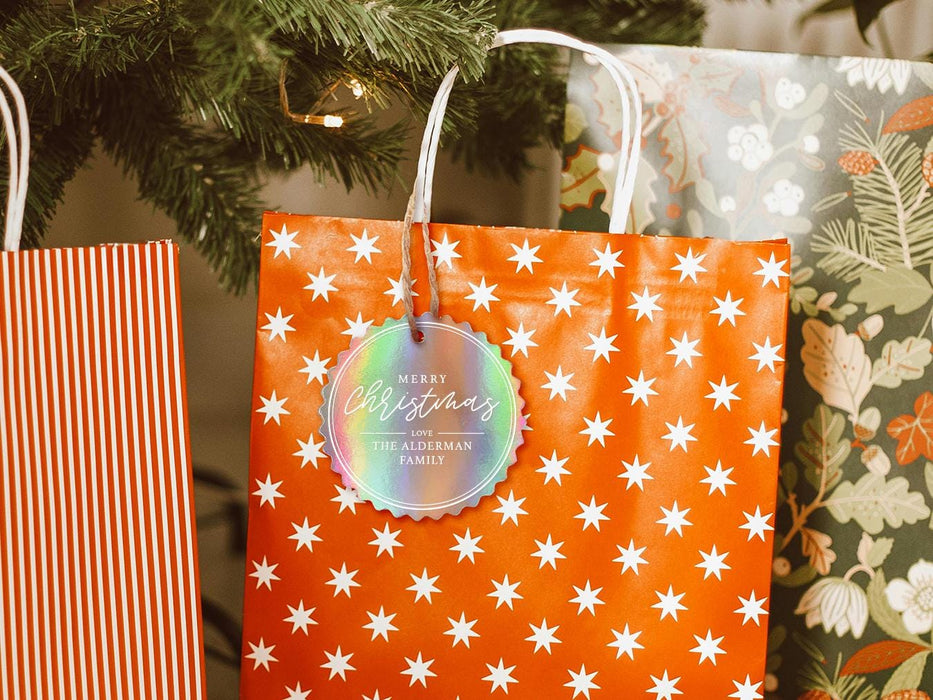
[320,314,524,520]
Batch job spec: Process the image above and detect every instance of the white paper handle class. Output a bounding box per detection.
[411,29,641,234]
[0,66,29,252]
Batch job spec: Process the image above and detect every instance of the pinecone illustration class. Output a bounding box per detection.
[922,151,933,187]
[839,150,877,175]
[881,691,931,700]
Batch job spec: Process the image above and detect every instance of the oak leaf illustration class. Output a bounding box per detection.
[887,391,933,465]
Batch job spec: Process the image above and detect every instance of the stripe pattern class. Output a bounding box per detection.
[0,241,205,699]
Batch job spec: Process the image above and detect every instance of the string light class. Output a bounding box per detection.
[348,79,365,98]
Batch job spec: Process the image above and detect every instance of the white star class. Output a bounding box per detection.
[745,421,779,456]
[647,670,682,700]
[293,433,326,468]
[537,450,571,485]
[431,233,461,268]
[564,664,600,699]
[542,366,576,401]
[525,619,561,654]
[696,545,731,581]
[331,484,363,514]
[652,586,687,621]
[671,247,707,283]
[450,528,485,563]
[401,653,435,688]
[288,518,322,552]
[383,274,418,307]
[657,501,693,537]
[321,646,355,681]
[444,612,479,648]
[266,224,301,259]
[347,228,382,263]
[503,322,538,357]
[245,638,278,671]
[701,460,736,496]
[729,675,764,700]
[590,242,624,278]
[691,629,726,665]
[363,606,398,641]
[623,371,658,406]
[249,556,280,590]
[734,590,768,626]
[262,307,296,343]
[508,238,543,273]
[749,337,784,372]
[628,286,662,321]
[253,474,284,508]
[362,691,388,700]
[618,455,653,491]
[531,534,566,570]
[753,252,789,288]
[407,568,441,604]
[368,523,404,557]
[613,539,648,575]
[465,276,500,312]
[493,490,528,525]
[662,417,697,452]
[705,375,740,411]
[303,266,338,301]
[489,574,523,610]
[482,658,518,694]
[547,282,582,317]
[608,624,644,660]
[740,506,774,541]
[667,332,701,368]
[711,291,746,326]
[256,391,290,425]
[342,312,373,338]
[283,681,310,700]
[584,327,620,363]
[580,412,614,447]
[569,580,605,616]
[326,563,361,598]
[575,496,610,531]
[284,600,318,634]
[298,350,330,385]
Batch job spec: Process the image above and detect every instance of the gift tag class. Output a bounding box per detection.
[320,314,524,519]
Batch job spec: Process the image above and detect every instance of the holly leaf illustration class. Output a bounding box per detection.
[849,267,933,315]
[560,145,604,212]
[689,58,743,96]
[840,640,929,676]
[871,337,933,389]
[564,103,587,144]
[800,527,836,575]
[880,650,931,695]
[867,570,927,645]
[886,391,933,465]
[801,319,872,419]
[826,473,931,533]
[795,404,851,491]
[657,113,708,194]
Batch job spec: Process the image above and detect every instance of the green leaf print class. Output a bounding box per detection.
[849,267,933,315]
[871,336,933,388]
[826,474,931,534]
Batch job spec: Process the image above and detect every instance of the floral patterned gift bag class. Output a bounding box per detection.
[560,45,933,698]
[242,29,791,699]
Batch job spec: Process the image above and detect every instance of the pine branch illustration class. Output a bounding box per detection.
[812,218,885,282]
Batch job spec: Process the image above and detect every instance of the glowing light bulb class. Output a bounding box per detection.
[323,115,344,128]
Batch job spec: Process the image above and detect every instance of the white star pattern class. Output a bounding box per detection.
[321,646,355,680]
[734,591,768,626]
[613,540,648,576]
[246,638,278,671]
[537,450,571,485]
[283,681,310,700]
[690,629,726,665]
[745,421,779,456]
[565,664,600,699]
[569,580,604,616]
[342,312,373,338]
[696,545,731,581]
[608,624,644,660]
[580,412,614,446]
[444,612,479,648]
[266,224,300,259]
[431,233,461,268]
[531,534,566,570]
[297,350,330,385]
[584,327,620,363]
[362,691,388,700]
[407,569,441,604]
[303,266,338,301]
[256,391,289,425]
[575,496,610,531]
[671,247,707,283]
[753,252,789,288]
[662,417,697,452]
[589,243,624,278]
[252,474,284,508]
[546,282,582,317]
[363,606,398,641]
[749,337,784,372]
[383,275,418,307]
[482,659,518,694]
[401,653,436,688]
[489,575,523,610]
[628,286,662,321]
[493,490,528,525]
[652,586,687,621]
[667,332,701,367]
[701,461,736,496]
[503,322,538,357]
[347,229,381,263]
[262,307,295,343]
[705,375,740,411]
[623,371,658,406]
[729,675,764,700]
[284,600,317,635]
[647,670,682,700]
[331,484,363,514]
[711,291,746,326]
[618,455,653,491]
[293,433,326,468]
[288,518,322,552]
[542,366,576,401]
[326,563,361,598]
[250,556,280,590]
[657,501,693,537]
[465,277,500,312]
[740,506,774,542]
[450,528,485,563]
[525,619,561,654]
[369,523,404,557]
[508,239,542,273]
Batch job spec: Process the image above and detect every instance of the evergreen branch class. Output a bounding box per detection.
[875,151,912,268]
[812,218,885,282]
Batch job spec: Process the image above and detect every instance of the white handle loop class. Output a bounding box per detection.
[411,29,641,234]
[0,66,29,253]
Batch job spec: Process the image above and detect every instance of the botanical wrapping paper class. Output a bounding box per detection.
[561,45,933,699]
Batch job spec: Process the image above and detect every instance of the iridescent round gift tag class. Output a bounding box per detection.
[320,314,524,520]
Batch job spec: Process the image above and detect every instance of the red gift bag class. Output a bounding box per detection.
[0,68,205,699]
[242,30,790,699]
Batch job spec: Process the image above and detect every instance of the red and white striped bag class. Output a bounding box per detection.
[0,68,206,698]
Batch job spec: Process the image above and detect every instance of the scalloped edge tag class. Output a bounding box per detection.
[320,314,525,520]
